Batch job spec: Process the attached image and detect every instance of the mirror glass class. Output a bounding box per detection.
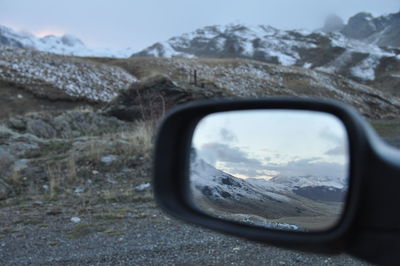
[189,110,350,232]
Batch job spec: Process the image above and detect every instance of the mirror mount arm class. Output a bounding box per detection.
[345,131,400,264]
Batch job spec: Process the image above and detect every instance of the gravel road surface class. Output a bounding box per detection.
[0,199,371,265]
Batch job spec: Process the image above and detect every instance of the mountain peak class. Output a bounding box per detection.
[322,14,345,33]
[339,11,400,47]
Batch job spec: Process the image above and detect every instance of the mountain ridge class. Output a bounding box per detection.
[130,11,400,84]
[0,25,136,58]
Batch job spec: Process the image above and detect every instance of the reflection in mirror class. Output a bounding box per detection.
[189,110,349,232]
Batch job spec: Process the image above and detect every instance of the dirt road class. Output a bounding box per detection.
[0,199,370,265]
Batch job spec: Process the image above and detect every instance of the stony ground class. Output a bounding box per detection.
[0,193,371,266]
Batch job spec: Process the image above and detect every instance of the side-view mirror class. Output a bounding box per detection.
[153,98,400,265]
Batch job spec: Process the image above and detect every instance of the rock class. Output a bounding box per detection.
[103,75,219,122]
[26,119,56,139]
[135,183,150,191]
[0,127,14,144]
[74,187,85,193]
[7,118,26,131]
[106,178,118,184]
[32,201,45,206]
[70,217,81,223]
[100,155,118,164]
[342,12,377,40]
[13,159,29,171]
[4,110,130,140]
[0,178,11,200]
[0,149,13,170]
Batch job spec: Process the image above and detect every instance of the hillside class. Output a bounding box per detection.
[104,57,400,118]
[0,45,136,104]
[1,45,399,119]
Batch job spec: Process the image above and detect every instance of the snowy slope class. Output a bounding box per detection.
[190,158,291,203]
[0,45,136,102]
[0,25,136,58]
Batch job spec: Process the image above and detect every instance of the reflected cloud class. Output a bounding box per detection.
[325,145,347,156]
[319,127,342,143]
[268,158,347,178]
[220,128,237,143]
[199,142,263,168]
[197,142,347,179]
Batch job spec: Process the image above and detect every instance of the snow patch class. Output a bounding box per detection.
[135,183,151,191]
[0,45,136,102]
[71,217,81,223]
[351,56,380,81]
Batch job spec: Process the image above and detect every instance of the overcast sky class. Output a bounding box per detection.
[191,110,349,180]
[0,0,399,50]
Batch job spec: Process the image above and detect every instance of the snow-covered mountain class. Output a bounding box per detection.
[191,157,346,203]
[340,11,400,47]
[0,25,136,58]
[247,175,347,203]
[190,157,346,230]
[191,158,292,203]
[190,158,307,230]
[131,11,400,83]
[259,174,346,191]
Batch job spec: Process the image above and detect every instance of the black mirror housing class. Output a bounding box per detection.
[153,97,400,263]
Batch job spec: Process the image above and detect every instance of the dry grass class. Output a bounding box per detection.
[117,120,154,157]
[66,223,106,239]
[46,164,61,199]
[370,118,400,139]
[87,141,103,163]
[7,168,20,185]
[66,153,77,184]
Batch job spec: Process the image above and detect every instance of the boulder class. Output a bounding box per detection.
[341,12,378,40]
[103,75,222,122]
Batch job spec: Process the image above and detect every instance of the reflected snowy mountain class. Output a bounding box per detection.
[190,157,347,231]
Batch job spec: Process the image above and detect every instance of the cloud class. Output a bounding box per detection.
[219,128,237,143]
[197,142,347,179]
[325,145,347,156]
[268,158,347,177]
[319,127,346,144]
[199,142,262,167]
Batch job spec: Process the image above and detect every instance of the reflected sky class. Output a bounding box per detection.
[192,110,349,179]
